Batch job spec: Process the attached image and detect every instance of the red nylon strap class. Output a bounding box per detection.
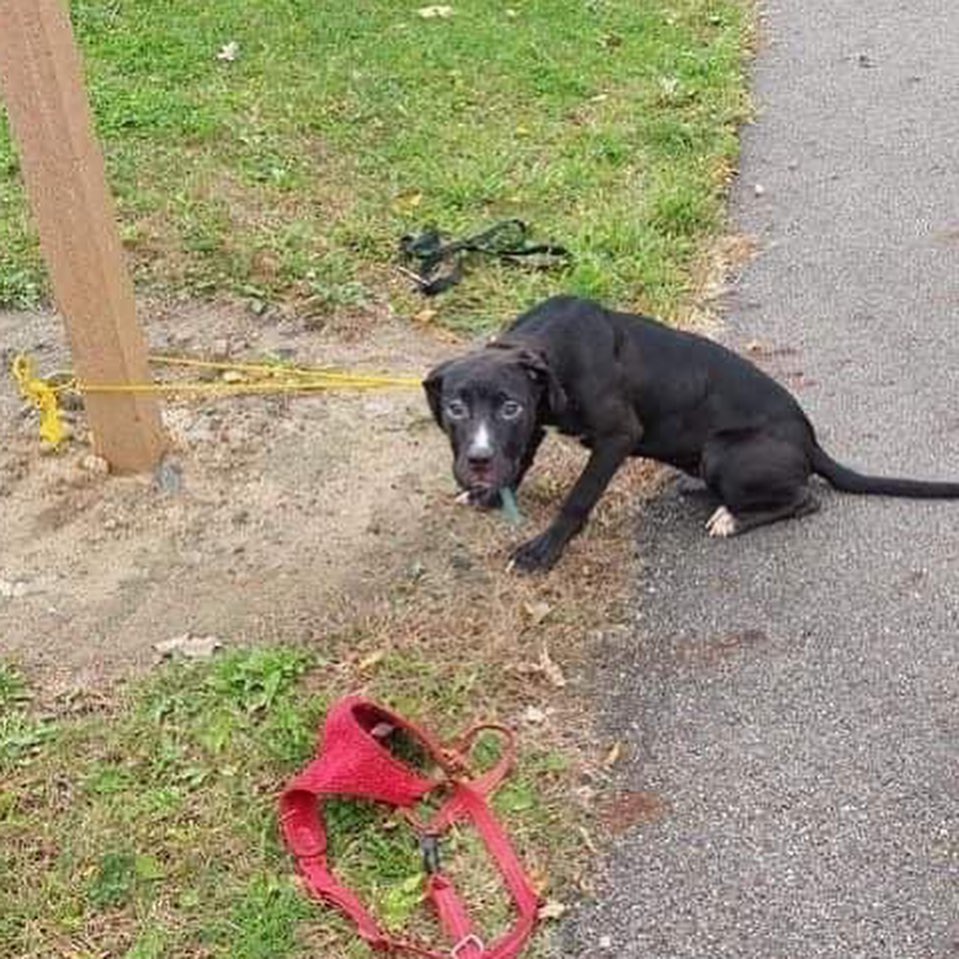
[428,874,480,956]
[278,696,541,959]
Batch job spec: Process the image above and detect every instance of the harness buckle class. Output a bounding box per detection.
[420,833,441,875]
[450,933,485,958]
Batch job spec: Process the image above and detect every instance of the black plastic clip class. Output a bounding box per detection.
[420,834,441,875]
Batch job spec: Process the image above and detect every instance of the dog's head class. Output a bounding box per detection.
[423,344,566,496]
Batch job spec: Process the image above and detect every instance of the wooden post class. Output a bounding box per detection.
[0,0,165,472]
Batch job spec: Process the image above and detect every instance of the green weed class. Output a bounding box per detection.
[0,648,575,958]
[0,0,751,331]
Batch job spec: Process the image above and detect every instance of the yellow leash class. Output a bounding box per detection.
[11,352,423,447]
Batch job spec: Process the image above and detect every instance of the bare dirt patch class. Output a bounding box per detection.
[0,300,663,713]
[1,301,445,684]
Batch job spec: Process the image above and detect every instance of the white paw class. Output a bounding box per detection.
[705,505,738,538]
[455,490,473,506]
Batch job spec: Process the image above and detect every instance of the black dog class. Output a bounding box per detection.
[424,295,959,572]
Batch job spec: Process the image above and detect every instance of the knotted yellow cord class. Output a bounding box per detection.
[11,353,422,447]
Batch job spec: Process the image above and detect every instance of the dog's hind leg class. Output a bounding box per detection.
[705,490,819,538]
[702,433,817,538]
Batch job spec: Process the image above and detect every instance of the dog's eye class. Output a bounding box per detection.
[500,400,523,420]
[445,399,468,420]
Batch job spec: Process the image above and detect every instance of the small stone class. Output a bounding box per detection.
[154,458,183,494]
[522,704,546,724]
[0,578,30,600]
[599,935,613,950]
[80,454,110,475]
[754,183,766,196]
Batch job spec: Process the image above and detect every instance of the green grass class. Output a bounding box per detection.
[0,653,573,959]
[0,0,751,329]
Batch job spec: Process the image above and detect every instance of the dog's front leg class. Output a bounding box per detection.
[509,433,634,573]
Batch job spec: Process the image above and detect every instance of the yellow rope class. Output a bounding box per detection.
[11,355,71,446]
[146,354,421,387]
[11,352,423,447]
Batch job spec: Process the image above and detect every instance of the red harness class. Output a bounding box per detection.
[279,696,542,958]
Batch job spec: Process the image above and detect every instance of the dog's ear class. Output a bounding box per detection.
[423,359,453,427]
[518,348,567,417]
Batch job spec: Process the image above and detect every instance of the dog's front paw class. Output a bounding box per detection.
[508,530,563,574]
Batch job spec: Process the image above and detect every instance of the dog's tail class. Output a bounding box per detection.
[811,444,959,498]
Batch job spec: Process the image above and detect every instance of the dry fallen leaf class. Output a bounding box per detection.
[523,601,552,625]
[539,645,566,688]
[392,191,423,213]
[578,826,599,854]
[216,41,240,62]
[417,5,453,18]
[538,899,568,921]
[528,867,550,895]
[603,741,623,767]
[358,649,386,671]
[153,634,223,660]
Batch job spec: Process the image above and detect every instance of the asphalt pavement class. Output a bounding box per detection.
[565,2,959,956]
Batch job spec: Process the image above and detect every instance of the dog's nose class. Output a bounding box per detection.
[468,453,493,470]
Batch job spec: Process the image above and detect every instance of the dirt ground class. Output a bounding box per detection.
[0,298,663,703]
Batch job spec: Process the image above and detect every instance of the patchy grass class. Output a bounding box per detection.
[0,0,751,329]
[0,437,665,959]
[0,643,581,959]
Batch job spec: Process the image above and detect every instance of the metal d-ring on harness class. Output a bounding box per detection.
[398,219,571,296]
[279,696,542,959]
